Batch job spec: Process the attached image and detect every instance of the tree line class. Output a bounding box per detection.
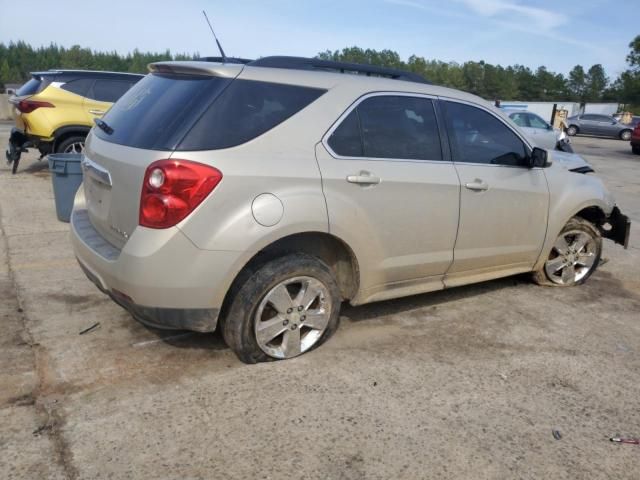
[0,41,196,88]
[1,37,639,108]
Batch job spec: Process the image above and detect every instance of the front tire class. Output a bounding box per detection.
[221,253,341,363]
[533,217,601,287]
[620,130,632,141]
[567,125,578,136]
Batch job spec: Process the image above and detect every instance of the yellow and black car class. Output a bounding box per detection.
[5,69,143,173]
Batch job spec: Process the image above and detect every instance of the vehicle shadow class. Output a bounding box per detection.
[146,273,530,351]
[22,159,50,174]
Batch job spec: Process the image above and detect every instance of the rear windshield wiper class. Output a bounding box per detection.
[94,118,114,135]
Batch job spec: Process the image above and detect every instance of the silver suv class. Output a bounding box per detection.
[71,57,631,363]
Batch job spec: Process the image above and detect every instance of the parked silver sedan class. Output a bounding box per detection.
[566,113,633,140]
[508,111,567,150]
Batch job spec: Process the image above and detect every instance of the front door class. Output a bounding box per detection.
[316,94,460,296]
[440,100,549,284]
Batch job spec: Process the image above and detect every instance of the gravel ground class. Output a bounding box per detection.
[1,126,639,479]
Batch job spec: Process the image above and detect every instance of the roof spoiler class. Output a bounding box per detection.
[148,61,245,78]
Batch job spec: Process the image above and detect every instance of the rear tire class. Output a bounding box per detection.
[533,217,601,287]
[632,145,640,155]
[56,136,86,154]
[620,130,632,141]
[221,253,341,363]
[567,125,578,136]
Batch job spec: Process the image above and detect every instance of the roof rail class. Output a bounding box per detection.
[197,56,253,65]
[248,56,430,84]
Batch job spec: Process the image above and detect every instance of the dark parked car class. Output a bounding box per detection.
[566,113,633,141]
[631,123,640,155]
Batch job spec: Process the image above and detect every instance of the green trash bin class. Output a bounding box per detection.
[48,153,84,223]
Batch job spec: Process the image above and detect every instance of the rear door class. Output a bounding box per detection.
[83,78,137,123]
[440,99,549,283]
[592,114,616,136]
[316,93,460,291]
[579,114,599,135]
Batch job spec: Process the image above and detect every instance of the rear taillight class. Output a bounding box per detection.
[16,99,54,113]
[139,159,222,229]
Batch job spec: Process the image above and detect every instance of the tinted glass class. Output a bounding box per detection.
[444,101,527,166]
[94,73,232,150]
[16,77,42,96]
[595,115,612,122]
[509,113,528,127]
[582,114,598,121]
[61,78,94,97]
[328,110,363,157]
[335,96,442,160]
[90,79,135,103]
[528,114,548,129]
[179,80,326,150]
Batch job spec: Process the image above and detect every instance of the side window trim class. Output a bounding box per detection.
[322,91,450,163]
[438,96,533,168]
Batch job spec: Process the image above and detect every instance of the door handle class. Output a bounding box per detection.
[89,109,105,116]
[346,171,381,185]
[465,179,489,191]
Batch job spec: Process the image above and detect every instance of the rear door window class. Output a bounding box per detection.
[509,113,529,128]
[89,79,136,103]
[328,95,443,161]
[61,78,94,97]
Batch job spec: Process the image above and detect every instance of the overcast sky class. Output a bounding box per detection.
[0,0,637,76]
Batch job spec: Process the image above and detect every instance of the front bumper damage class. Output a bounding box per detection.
[602,207,631,249]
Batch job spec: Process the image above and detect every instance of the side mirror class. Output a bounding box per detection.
[528,147,548,168]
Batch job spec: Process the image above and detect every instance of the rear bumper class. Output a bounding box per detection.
[5,128,53,162]
[71,207,243,332]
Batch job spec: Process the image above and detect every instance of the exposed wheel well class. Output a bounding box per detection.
[226,232,360,305]
[574,206,606,227]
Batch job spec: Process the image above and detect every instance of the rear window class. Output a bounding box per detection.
[95,74,326,151]
[95,73,232,150]
[16,77,44,96]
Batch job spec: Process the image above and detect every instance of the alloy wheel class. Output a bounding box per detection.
[254,276,332,359]
[544,229,597,285]
[63,141,85,154]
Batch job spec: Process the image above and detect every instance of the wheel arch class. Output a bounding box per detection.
[534,200,611,271]
[620,128,632,139]
[53,125,91,152]
[219,231,361,321]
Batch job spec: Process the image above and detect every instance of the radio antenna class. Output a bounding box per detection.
[202,10,227,62]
